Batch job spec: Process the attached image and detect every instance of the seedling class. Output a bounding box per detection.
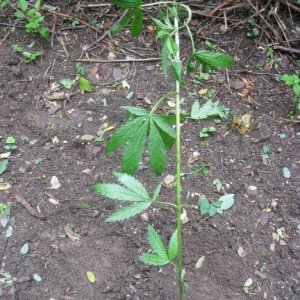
[12,44,42,63]
[246,18,260,38]
[199,126,216,138]
[282,73,300,112]
[4,136,17,151]
[14,0,50,40]
[94,1,234,299]
[199,194,234,217]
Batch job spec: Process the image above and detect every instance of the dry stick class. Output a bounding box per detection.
[279,0,300,13]
[246,0,283,44]
[209,0,234,16]
[74,58,161,63]
[77,3,112,8]
[273,45,300,55]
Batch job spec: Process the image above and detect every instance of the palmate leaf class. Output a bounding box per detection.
[149,119,166,175]
[93,183,150,202]
[131,7,143,36]
[114,172,150,200]
[106,201,151,222]
[147,225,169,260]
[122,120,148,174]
[106,117,146,153]
[191,100,230,121]
[193,50,234,72]
[139,253,170,266]
[112,0,141,9]
[109,10,135,36]
[105,107,176,175]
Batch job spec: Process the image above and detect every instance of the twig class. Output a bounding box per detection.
[75,57,161,63]
[274,45,300,55]
[209,0,234,16]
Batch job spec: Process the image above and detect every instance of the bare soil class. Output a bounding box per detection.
[0,4,300,300]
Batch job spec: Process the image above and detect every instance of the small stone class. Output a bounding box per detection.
[87,117,93,122]
[163,174,175,185]
[247,185,258,197]
[133,273,141,279]
[140,213,149,222]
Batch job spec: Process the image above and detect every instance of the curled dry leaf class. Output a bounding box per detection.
[64,224,80,241]
[14,193,45,219]
[0,182,11,191]
[195,256,205,269]
[181,208,189,224]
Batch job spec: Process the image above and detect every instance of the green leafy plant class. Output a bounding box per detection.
[94,1,235,299]
[199,126,216,138]
[12,44,42,63]
[14,0,50,40]
[199,194,234,217]
[282,73,300,111]
[4,136,17,151]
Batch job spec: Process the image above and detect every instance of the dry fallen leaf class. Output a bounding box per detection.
[64,224,80,241]
[237,246,246,257]
[80,134,95,141]
[228,113,260,134]
[167,101,175,108]
[181,208,189,224]
[195,256,205,269]
[198,88,208,95]
[49,176,61,189]
[0,182,11,191]
[0,152,11,159]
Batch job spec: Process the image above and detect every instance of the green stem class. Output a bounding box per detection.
[149,91,178,115]
[186,25,195,53]
[174,13,184,300]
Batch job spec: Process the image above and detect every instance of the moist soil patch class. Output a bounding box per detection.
[0,6,300,300]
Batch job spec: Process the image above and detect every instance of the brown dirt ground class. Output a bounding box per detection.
[0,3,300,300]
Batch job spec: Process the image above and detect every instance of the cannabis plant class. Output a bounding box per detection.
[94,1,234,299]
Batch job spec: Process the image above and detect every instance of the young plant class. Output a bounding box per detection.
[282,73,300,112]
[199,126,216,138]
[94,1,234,299]
[12,44,42,63]
[14,0,50,40]
[4,136,17,151]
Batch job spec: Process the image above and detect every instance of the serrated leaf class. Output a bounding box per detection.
[168,229,178,261]
[131,7,143,36]
[123,106,149,116]
[191,100,230,121]
[149,119,167,175]
[122,120,148,174]
[109,10,134,36]
[59,78,75,89]
[79,77,93,92]
[151,183,162,202]
[147,225,169,259]
[0,160,8,175]
[219,194,235,211]
[93,183,148,202]
[199,198,210,215]
[161,40,171,79]
[106,201,151,222]
[106,117,145,153]
[139,253,170,266]
[112,0,141,9]
[87,271,97,283]
[20,243,29,255]
[194,50,234,72]
[172,58,182,82]
[152,115,176,139]
[114,172,150,200]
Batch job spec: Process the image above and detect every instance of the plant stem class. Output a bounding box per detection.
[174,12,184,300]
[149,91,178,115]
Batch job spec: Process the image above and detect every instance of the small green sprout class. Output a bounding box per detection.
[199,126,216,138]
[4,136,17,151]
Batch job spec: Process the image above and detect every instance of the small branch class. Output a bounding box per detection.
[273,45,300,55]
[74,58,161,63]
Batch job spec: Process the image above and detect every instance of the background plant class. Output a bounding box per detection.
[282,73,300,112]
[94,1,234,299]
